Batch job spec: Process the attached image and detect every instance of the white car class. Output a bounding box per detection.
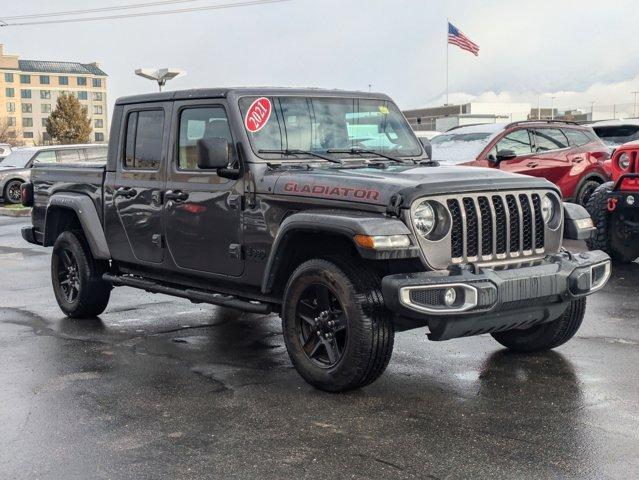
[590,119,639,148]
[0,143,14,161]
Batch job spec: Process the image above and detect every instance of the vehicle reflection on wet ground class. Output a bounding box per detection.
[0,218,637,479]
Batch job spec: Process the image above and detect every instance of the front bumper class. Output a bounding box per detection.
[381,250,611,340]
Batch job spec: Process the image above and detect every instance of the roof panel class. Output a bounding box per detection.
[18,60,107,76]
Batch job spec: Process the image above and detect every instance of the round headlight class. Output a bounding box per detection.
[413,201,436,237]
[618,152,630,170]
[541,194,555,223]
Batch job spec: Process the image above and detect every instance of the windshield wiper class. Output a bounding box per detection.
[327,148,408,163]
[259,149,341,164]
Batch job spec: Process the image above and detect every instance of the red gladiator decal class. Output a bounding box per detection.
[244,97,272,133]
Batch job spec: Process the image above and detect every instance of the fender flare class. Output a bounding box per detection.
[261,210,417,294]
[44,193,111,259]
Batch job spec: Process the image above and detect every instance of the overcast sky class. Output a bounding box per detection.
[3,0,639,114]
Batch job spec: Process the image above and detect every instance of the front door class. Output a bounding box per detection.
[112,105,170,264]
[528,127,572,197]
[491,128,537,176]
[164,101,244,277]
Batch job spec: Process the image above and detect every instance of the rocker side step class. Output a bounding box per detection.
[102,273,272,314]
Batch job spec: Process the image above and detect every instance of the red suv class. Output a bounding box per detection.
[430,121,611,205]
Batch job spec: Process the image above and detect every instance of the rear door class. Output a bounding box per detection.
[163,100,244,277]
[109,103,171,264]
[528,128,572,196]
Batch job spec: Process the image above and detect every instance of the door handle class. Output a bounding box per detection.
[572,157,585,163]
[165,190,189,202]
[526,162,539,168]
[114,186,138,198]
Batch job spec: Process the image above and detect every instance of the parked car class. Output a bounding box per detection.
[585,140,639,262]
[0,144,107,204]
[430,121,611,206]
[413,130,442,140]
[590,119,639,148]
[0,143,14,161]
[21,88,609,392]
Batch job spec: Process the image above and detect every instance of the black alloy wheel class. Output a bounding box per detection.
[296,284,348,368]
[5,180,22,204]
[56,248,81,303]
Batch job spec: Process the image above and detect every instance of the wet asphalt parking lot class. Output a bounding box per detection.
[0,216,638,479]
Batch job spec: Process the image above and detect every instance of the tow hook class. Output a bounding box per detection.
[607,197,618,212]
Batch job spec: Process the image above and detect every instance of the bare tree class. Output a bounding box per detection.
[0,117,21,144]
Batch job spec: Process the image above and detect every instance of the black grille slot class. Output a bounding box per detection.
[478,197,493,256]
[532,194,544,250]
[409,288,446,307]
[519,194,533,251]
[506,195,520,252]
[492,195,507,254]
[463,197,479,257]
[448,199,463,258]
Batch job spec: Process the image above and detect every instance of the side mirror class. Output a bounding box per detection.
[419,138,432,159]
[496,149,517,162]
[197,137,229,170]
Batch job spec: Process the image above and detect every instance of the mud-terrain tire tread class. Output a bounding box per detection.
[282,256,394,392]
[51,230,111,318]
[491,298,586,352]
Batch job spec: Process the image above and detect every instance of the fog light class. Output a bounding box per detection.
[444,287,457,306]
[627,195,635,206]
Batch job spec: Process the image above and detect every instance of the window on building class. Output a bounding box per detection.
[40,90,51,99]
[59,76,68,85]
[4,73,13,82]
[22,118,33,127]
[41,104,52,114]
[77,91,88,100]
[94,119,104,129]
[39,75,50,85]
[95,132,105,142]
[6,102,15,113]
[94,105,103,115]
[123,110,164,169]
[77,77,87,86]
[5,87,14,97]
[21,103,32,113]
[20,75,30,84]
[7,117,16,126]
[21,89,31,99]
[92,78,102,88]
[42,118,48,127]
[178,107,235,170]
[23,132,34,139]
[92,92,103,101]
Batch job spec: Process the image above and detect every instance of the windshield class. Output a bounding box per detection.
[430,132,494,164]
[239,96,422,160]
[0,149,35,168]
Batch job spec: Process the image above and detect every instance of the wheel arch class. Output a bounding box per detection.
[43,193,111,260]
[261,210,416,295]
[571,171,607,202]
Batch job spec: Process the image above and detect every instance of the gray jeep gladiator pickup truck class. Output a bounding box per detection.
[21,88,611,392]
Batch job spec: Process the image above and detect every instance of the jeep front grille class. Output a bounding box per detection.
[409,190,563,270]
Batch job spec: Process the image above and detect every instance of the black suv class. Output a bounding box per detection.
[21,88,610,392]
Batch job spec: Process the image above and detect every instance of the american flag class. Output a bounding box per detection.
[448,22,479,56]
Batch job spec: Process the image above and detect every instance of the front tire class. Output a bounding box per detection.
[491,298,586,352]
[586,182,639,263]
[3,179,23,204]
[52,230,111,318]
[281,257,394,392]
[575,179,600,207]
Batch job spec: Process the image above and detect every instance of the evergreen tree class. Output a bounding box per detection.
[46,93,92,144]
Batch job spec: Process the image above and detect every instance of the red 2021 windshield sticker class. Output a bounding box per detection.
[244,97,272,133]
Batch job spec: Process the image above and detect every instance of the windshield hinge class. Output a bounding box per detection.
[386,193,404,217]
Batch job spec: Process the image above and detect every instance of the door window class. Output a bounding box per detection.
[123,109,164,170]
[84,147,108,162]
[494,129,532,156]
[34,151,57,164]
[562,128,592,147]
[532,128,569,152]
[177,107,236,170]
[57,149,82,163]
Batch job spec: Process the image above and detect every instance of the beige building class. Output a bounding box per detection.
[0,45,108,146]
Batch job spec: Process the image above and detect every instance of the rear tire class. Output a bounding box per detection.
[585,181,639,263]
[491,298,586,352]
[3,179,23,204]
[51,230,111,318]
[281,256,394,392]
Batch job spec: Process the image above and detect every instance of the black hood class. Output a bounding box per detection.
[263,163,559,207]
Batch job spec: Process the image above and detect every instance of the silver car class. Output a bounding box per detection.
[0,144,107,204]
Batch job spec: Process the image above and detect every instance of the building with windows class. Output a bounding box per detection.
[0,45,108,145]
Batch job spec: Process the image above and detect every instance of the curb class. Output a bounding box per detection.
[0,206,31,217]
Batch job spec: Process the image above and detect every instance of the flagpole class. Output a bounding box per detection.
[445,18,449,106]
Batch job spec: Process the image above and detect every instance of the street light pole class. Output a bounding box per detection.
[632,91,639,118]
[551,96,556,120]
